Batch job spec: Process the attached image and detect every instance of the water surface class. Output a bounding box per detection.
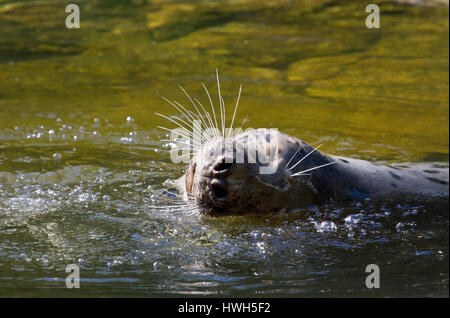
[0,0,448,296]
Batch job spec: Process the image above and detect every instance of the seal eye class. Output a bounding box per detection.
[213,161,234,173]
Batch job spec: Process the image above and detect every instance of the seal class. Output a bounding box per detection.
[157,71,449,216]
[174,129,449,215]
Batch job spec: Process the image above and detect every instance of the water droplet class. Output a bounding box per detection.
[120,137,132,143]
[315,221,337,233]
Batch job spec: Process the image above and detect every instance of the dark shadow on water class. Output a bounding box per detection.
[0,42,85,62]
[422,152,449,162]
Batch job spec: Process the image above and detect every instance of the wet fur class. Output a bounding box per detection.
[175,130,449,215]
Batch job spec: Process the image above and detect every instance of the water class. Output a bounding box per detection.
[0,0,448,297]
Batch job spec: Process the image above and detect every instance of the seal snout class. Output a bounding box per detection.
[209,157,235,201]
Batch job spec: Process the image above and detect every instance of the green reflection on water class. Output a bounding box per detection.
[0,0,448,297]
[0,0,448,161]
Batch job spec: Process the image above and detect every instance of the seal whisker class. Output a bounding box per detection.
[194,98,218,140]
[291,161,337,176]
[178,86,211,138]
[155,112,203,144]
[150,195,195,207]
[159,137,199,154]
[152,191,196,207]
[172,100,209,143]
[155,112,193,133]
[151,205,198,214]
[162,189,196,200]
[234,115,248,136]
[170,98,208,135]
[157,126,196,141]
[285,148,301,170]
[184,205,201,216]
[161,96,207,141]
[172,99,203,125]
[216,69,225,137]
[288,144,324,171]
[162,147,196,154]
[151,204,188,210]
[154,148,197,156]
[166,147,195,151]
[158,131,196,147]
[179,85,206,120]
[220,96,226,138]
[161,96,197,125]
[160,139,201,150]
[201,82,220,136]
[159,136,201,147]
[228,84,242,139]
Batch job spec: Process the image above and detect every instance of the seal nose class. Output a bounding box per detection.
[210,178,228,199]
[212,159,234,177]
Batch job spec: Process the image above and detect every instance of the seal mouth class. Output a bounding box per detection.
[210,178,228,200]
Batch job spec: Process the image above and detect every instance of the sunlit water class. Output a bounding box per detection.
[0,0,448,296]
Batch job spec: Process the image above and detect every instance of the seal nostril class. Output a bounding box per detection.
[211,183,227,199]
[210,179,228,199]
[213,161,234,173]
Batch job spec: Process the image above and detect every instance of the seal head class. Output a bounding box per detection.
[184,129,331,215]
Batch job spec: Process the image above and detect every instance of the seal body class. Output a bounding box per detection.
[176,129,449,215]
